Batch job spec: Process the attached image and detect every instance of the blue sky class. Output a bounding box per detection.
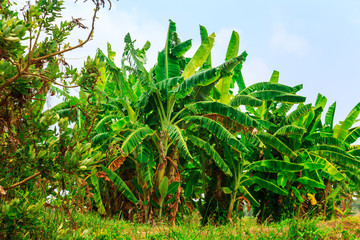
[54,1,360,124]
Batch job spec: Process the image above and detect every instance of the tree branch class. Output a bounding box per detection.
[4,172,41,190]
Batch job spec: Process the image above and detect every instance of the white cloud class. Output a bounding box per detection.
[242,57,272,86]
[270,24,310,57]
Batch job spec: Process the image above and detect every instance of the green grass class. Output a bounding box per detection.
[11,209,360,239]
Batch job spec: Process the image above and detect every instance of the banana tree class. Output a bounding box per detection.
[85,21,257,224]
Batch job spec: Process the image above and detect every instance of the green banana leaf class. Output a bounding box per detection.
[249,90,306,103]
[250,160,304,172]
[167,125,192,159]
[186,101,261,128]
[199,25,212,69]
[188,135,232,176]
[184,171,201,198]
[232,64,246,92]
[240,82,294,95]
[325,102,336,129]
[184,115,248,153]
[229,95,263,107]
[156,20,180,82]
[225,31,240,61]
[256,132,297,158]
[217,52,247,73]
[334,102,360,140]
[274,125,306,136]
[291,187,304,203]
[238,186,260,207]
[101,166,138,203]
[121,126,155,155]
[171,39,192,58]
[345,127,360,144]
[172,68,221,99]
[91,132,110,145]
[311,145,360,166]
[269,70,279,83]
[296,177,326,189]
[251,176,288,196]
[285,104,312,123]
[90,171,106,215]
[182,33,215,79]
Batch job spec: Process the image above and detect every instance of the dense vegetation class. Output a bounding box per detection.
[1,1,360,238]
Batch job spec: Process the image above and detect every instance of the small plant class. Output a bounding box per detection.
[287,217,326,240]
[0,198,45,239]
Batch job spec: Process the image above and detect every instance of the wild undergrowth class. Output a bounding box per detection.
[3,208,357,240]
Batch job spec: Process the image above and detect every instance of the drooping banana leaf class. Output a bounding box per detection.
[306,135,345,148]
[238,186,260,207]
[186,101,261,128]
[121,126,155,156]
[250,160,304,172]
[156,76,183,91]
[95,115,124,133]
[240,82,294,95]
[256,132,297,158]
[167,125,192,159]
[124,33,148,73]
[232,63,246,92]
[251,176,288,196]
[217,52,247,73]
[311,145,360,166]
[101,165,138,203]
[188,135,232,176]
[274,125,306,136]
[172,68,221,99]
[229,95,263,107]
[344,127,360,144]
[90,171,106,215]
[314,155,346,181]
[296,177,326,189]
[184,115,248,153]
[171,39,192,58]
[291,186,304,203]
[334,102,360,140]
[91,132,110,145]
[249,90,306,103]
[285,104,312,123]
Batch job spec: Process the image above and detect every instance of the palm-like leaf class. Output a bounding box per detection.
[188,135,232,176]
[250,160,304,173]
[274,125,305,136]
[296,177,326,189]
[334,102,360,140]
[181,33,215,79]
[184,115,248,153]
[251,176,288,196]
[285,104,312,123]
[229,95,263,107]
[240,82,294,95]
[167,125,192,159]
[186,101,260,128]
[101,166,138,203]
[256,132,297,158]
[122,126,155,156]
